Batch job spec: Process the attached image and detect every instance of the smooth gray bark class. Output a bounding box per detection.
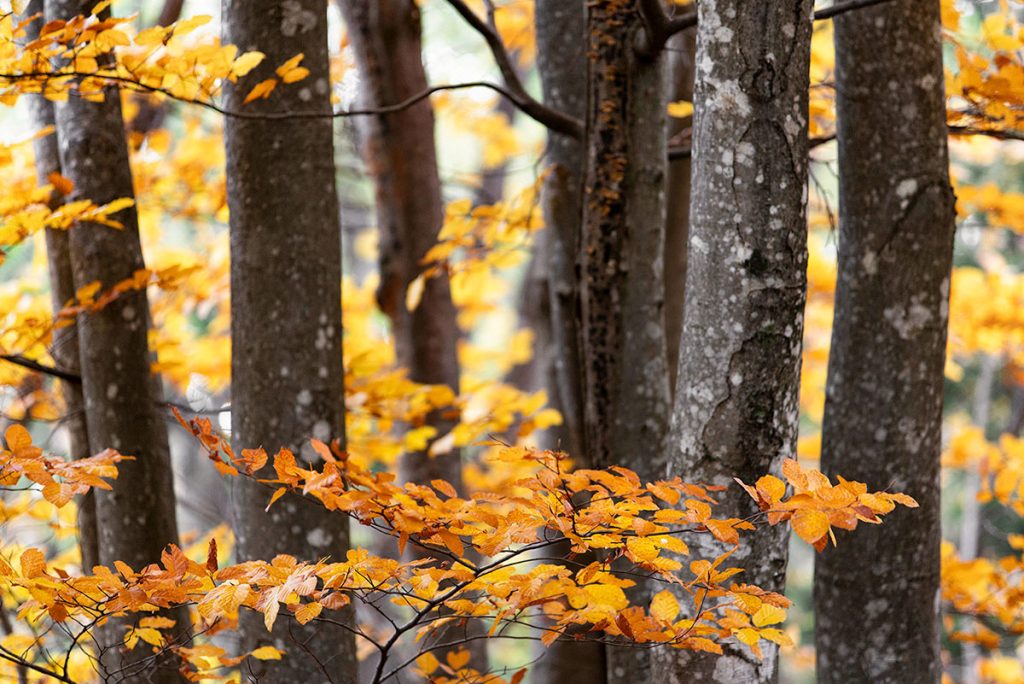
[339,0,462,491]
[23,0,98,574]
[535,0,586,464]
[47,1,182,678]
[579,3,670,682]
[222,0,355,679]
[664,28,696,391]
[813,2,955,682]
[530,3,607,682]
[655,1,814,682]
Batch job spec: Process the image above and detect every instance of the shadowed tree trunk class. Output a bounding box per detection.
[529,2,607,682]
[23,0,98,574]
[339,0,462,491]
[535,0,586,465]
[579,2,670,682]
[222,0,355,679]
[813,2,955,681]
[655,1,814,682]
[664,28,695,391]
[47,0,182,678]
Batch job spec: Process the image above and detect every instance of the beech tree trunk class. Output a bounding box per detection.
[580,3,670,682]
[47,1,182,677]
[339,0,462,490]
[530,3,607,682]
[664,28,696,391]
[535,0,586,464]
[222,0,355,679]
[655,2,814,682]
[813,2,955,681]
[24,0,98,573]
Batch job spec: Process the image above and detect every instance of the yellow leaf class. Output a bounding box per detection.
[406,273,426,312]
[650,590,680,623]
[233,52,266,78]
[752,603,786,627]
[791,508,830,545]
[667,100,694,118]
[417,652,440,674]
[294,601,322,625]
[250,645,283,660]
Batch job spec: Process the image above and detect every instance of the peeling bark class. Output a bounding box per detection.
[655,1,814,682]
[222,0,355,679]
[24,0,98,574]
[813,2,954,682]
[580,2,670,681]
[339,0,462,490]
[47,1,182,678]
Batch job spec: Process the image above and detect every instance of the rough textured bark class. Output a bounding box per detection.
[535,0,586,464]
[655,2,814,682]
[222,0,355,680]
[813,2,955,682]
[47,0,182,678]
[339,0,462,490]
[579,3,670,682]
[24,0,98,573]
[664,28,696,391]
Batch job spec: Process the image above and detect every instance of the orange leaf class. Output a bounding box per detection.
[792,508,830,545]
[244,78,277,104]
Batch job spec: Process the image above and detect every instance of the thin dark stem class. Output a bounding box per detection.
[440,0,583,138]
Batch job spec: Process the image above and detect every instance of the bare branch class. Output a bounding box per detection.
[441,0,583,138]
[0,354,81,384]
[814,0,898,21]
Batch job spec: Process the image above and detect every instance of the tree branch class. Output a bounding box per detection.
[0,354,81,384]
[814,0,898,21]
[638,0,696,57]
[441,0,583,138]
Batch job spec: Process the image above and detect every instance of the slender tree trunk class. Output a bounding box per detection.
[535,0,586,464]
[664,28,695,391]
[339,0,462,490]
[222,1,355,680]
[813,2,955,682]
[47,1,182,678]
[23,0,98,573]
[580,3,670,682]
[530,3,607,682]
[655,2,814,682]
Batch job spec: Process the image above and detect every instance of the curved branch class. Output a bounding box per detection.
[441,0,583,138]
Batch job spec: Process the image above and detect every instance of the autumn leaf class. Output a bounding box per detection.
[650,590,680,623]
[792,508,830,545]
[244,78,278,104]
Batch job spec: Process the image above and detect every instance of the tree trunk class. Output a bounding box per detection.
[47,0,182,678]
[655,2,814,682]
[23,0,98,573]
[222,0,355,680]
[339,0,462,491]
[579,3,670,682]
[535,0,586,464]
[530,3,607,682]
[664,28,696,391]
[813,2,954,682]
